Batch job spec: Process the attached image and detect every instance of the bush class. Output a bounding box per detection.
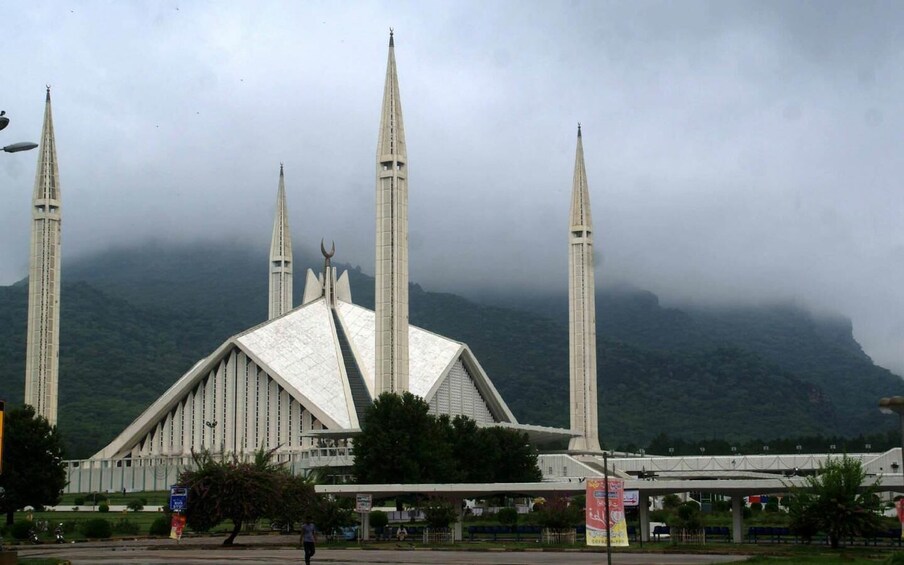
[536,496,581,532]
[662,494,682,509]
[764,499,780,513]
[98,503,110,513]
[73,497,85,505]
[113,518,141,535]
[497,507,519,527]
[423,498,458,529]
[10,520,33,540]
[149,516,171,537]
[884,553,904,565]
[126,499,144,512]
[749,502,763,514]
[82,518,112,539]
[669,502,703,531]
[369,510,389,530]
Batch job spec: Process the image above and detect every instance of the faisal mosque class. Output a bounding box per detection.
[29,32,608,489]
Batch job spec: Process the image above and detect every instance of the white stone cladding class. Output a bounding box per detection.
[119,347,326,457]
[568,126,601,452]
[24,88,62,426]
[269,164,293,319]
[429,358,494,424]
[374,31,410,395]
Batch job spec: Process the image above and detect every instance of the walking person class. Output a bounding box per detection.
[301,517,316,565]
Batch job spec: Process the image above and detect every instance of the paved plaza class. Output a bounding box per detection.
[12,537,748,564]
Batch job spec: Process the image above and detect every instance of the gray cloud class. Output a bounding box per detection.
[2,0,902,375]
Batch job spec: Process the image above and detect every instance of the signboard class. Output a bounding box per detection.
[623,489,639,507]
[355,494,372,513]
[586,478,629,547]
[169,485,188,513]
[169,514,186,540]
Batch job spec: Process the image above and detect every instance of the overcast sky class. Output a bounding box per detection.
[2,1,903,375]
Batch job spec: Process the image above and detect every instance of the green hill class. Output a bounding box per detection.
[0,241,899,458]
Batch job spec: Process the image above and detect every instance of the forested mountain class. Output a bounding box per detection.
[0,241,900,459]
[484,286,902,435]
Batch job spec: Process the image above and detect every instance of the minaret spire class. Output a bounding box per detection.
[568,124,601,452]
[268,164,293,319]
[374,29,409,394]
[25,87,63,426]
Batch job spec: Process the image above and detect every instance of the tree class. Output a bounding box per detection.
[353,392,542,484]
[787,454,882,549]
[313,496,355,541]
[535,495,581,532]
[269,473,318,532]
[0,405,67,525]
[422,497,459,529]
[352,392,455,484]
[179,448,292,545]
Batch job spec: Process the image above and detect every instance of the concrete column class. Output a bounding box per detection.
[639,493,650,542]
[453,498,464,541]
[731,495,744,543]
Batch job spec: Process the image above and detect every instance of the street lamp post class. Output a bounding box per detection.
[0,111,38,153]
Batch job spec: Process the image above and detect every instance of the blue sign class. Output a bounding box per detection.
[169,485,188,512]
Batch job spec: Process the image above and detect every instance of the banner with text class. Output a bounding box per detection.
[586,478,629,547]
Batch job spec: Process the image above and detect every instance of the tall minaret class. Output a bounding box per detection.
[24,87,62,426]
[269,164,293,319]
[568,124,601,452]
[374,29,409,395]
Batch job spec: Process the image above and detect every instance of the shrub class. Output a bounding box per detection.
[749,502,763,514]
[369,510,389,530]
[764,499,780,513]
[82,518,112,539]
[662,494,682,509]
[10,520,33,540]
[73,496,85,506]
[127,499,144,512]
[98,503,110,513]
[423,498,458,529]
[113,518,141,535]
[497,507,519,527]
[650,509,669,522]
[149,516,171,537]
[884,552,904,565]
[669,502,703,531]
[536,496,581,532]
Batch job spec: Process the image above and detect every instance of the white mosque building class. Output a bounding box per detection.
[64,33,604,492]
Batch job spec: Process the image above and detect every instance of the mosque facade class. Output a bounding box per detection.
[89,33,581,468]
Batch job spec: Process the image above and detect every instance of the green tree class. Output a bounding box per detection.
[179,448,286,545]
[353,392,542,484]
[787,454,882,549]
[422,497,459,529]
[352,392,455,484]
[535,496,581,532]
[496,507,518,528]
[0,405,67,525]
[313,496,355,541]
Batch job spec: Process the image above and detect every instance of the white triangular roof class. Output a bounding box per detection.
[93,296,515,459]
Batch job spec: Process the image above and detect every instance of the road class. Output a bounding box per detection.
[12,537,748,564]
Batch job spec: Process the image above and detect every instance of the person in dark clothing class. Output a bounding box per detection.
[301,517,316,565]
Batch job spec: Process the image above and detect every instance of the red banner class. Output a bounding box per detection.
[586,478,628,546]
